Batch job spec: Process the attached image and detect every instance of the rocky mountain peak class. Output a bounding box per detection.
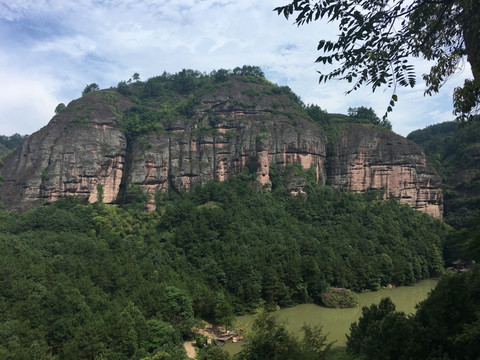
[0,74,442,217]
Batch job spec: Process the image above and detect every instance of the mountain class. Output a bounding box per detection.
[0,70,442,217]
[328,123,442,217]
[0,133,28,157]
[407,121,480,228]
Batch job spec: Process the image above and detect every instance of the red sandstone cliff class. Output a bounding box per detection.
[127,80,327,211]
[0,79,442,217]
[328,124,443,217]
[0,94,130,212]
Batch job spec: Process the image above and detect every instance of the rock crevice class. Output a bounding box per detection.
[0,86,442,218]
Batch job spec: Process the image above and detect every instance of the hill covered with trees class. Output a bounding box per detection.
[0,68,441,217]
[0,167,448,359]
[1,68,477,360]
[408,122,480,229]
[0,133,28,157]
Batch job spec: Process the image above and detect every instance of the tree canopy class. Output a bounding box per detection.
[407,121,480,231]
[236,311,332,360]
[82,83,100,96]
[275,0,480,125]
[348,106,391,130]
[0,171,449,358]
[346,265,480,360]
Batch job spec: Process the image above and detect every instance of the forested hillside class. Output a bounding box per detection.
[0,134,28,157]
[0,169,448,359]
[408,121,480,229]
[407,122,480,267]
[2,69,478,360]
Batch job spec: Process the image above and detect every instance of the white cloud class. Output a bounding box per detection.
[0,67,59,135]
[0,0,77,20]
[33,35,97,57]
[0,0,473,136]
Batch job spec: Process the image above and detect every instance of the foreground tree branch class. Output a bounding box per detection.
[275,0,480,125]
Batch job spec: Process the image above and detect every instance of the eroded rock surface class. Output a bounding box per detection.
[328,124,443,217]
[0,81,442,217]
[128,83,327,211]
[0,94,130,212]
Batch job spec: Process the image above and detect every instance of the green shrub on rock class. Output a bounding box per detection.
[321,288,359,308]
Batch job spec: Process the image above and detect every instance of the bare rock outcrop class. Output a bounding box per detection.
[0,80,443,218]
[0,93,130,212]
[128,84,327,211]
[327,124,443,217]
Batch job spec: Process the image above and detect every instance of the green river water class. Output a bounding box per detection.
[223,279,438,354]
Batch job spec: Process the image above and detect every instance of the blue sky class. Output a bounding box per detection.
[0,0,472,137]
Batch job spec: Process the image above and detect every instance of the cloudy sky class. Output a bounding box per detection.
[0,0,472,137]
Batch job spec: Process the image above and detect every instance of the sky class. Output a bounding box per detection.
[0,0,473,137]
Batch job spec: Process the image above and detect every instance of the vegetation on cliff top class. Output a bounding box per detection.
[105,67,391,143]
[46,67,393,152]
[105,66,312,143]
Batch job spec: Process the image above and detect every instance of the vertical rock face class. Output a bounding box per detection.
[0,79,443,218]
[327,124,443,217]
[128,84,327,211]
[0,93,130,212]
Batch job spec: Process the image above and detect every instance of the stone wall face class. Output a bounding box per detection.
[327,124,443,217]
[0,94,130,212]
[0,85,443,218]
[128,106,328,211]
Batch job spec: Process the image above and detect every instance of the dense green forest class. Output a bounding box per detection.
[0,134,28,158]
[0,167,449,359]
[408,121,480,229]
[1,69,479,359]
[407,122,480,266]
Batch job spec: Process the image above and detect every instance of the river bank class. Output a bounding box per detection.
[223,279,438,355]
